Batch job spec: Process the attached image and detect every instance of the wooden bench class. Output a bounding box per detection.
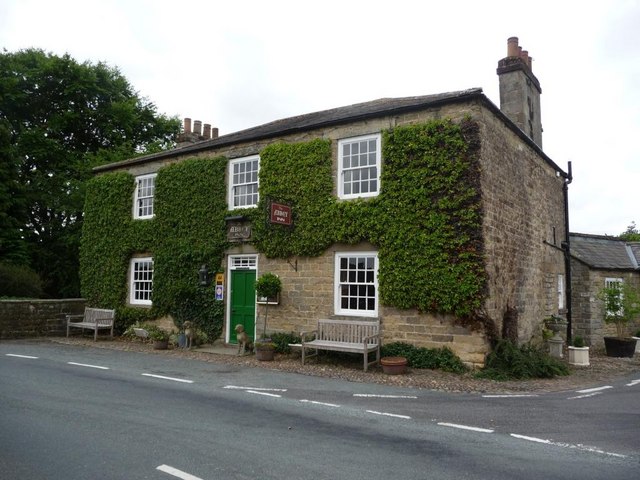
[295,319,381,372]
[66,307,115,341]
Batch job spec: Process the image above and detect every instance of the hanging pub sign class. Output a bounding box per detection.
[270,201,292,226]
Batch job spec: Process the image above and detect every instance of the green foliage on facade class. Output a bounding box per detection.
[152,157,228,317]
[80,118,485,330]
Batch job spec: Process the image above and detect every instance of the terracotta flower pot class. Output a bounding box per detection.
[380,356,408,375]
[153,340,169,350]
[255,346,275,361]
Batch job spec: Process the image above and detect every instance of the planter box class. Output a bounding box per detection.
[604,337,637,358]
[568,346,589,366]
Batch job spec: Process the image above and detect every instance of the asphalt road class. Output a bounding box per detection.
[1,340,638,479]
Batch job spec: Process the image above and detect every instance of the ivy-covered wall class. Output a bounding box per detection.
[80,118,485,334]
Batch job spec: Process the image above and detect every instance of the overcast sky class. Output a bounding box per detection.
[1,0,638,236]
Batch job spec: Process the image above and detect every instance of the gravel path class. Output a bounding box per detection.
[45,337,640,394]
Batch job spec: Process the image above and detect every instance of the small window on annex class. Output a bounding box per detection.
[604,277,624,317]
[338,134,381,199]
[334,252,378,317]
[130,257,154,305]
[229,155,260,208]
[133,174,157,219]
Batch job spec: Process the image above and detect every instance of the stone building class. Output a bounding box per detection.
[569,233,640,346]
[83,38,569,366]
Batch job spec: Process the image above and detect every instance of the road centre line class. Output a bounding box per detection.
[300,399,341,407]
[438,422,494,433]
[576,386,612,393]
[510,434,626,458]
[626,379,640,387]
[68,361,109,370]
[567,392,603,400]
[5,354,39,359]
[247,390,282,398]
[224,385,287,392]
[141,373,193,384]
[157,464,203,480]
[353,394,417,399]
[366,410,411,419]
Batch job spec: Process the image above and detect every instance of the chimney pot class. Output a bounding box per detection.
[193,120,202,136]
[507,37,519,57]
[184,118,192,134]
[203,123,211,139]
[211,127,219,139]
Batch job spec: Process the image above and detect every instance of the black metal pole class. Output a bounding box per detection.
[562,161,573,345]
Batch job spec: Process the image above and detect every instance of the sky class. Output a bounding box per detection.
[1,0,638,236]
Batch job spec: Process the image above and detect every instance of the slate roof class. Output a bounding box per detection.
[570,233,640,270]
[94,87,563,174]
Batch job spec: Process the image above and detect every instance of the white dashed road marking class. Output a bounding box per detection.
[576,386,612,393]
[223,385,287,392]
[510,434,627,458]
[247,390,281,398]
[157,464,203,480]
[300,399,341,408]
[354,394,418,399]
[5,354,39,359]
[438,422,494,433]
[482,394,538,398]
[141,373,193,384]
[366,410,411,419]
[567,392,603,400]
[626,379,640,387]
[68,362,109,370]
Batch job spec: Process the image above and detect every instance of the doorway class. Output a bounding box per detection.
[227,255,257,344]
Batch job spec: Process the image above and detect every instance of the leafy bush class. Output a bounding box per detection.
[0,263,44,298]
[572,335,585,348]
[171,286,223,343]
[115,306,156,335]
[381,342,468,373]
[269,331,301,354]
[476,340,569,380]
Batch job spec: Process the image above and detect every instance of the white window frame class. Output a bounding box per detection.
[133,174,157,219]
[228,155,260,208]
[604,277,624,316]
[338,133,381,200]
[334,252,379,317]
[129,257,154,305]
[557,274,565,310]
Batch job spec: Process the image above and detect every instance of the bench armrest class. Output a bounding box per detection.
[66,314,85,321]
[362,332,381,344]
[300,330,317,343]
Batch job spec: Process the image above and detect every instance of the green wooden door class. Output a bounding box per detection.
[230,269,256,344]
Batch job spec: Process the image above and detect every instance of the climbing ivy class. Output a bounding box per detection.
[80,118,486,332]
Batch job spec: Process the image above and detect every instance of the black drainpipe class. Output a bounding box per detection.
[561,161,573,344]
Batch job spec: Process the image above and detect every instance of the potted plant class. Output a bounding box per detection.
[544,315,567,358]
[567,335,589,366]
[146,324,170,350]
[600,282,640,357]
[633,329,640,354]
[253,272,281,361]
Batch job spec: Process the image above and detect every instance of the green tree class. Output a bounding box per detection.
[620,221,640,242]
[0,48,180,297]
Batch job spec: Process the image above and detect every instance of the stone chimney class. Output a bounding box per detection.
[497,37,543,147]
[177,117,217,147]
